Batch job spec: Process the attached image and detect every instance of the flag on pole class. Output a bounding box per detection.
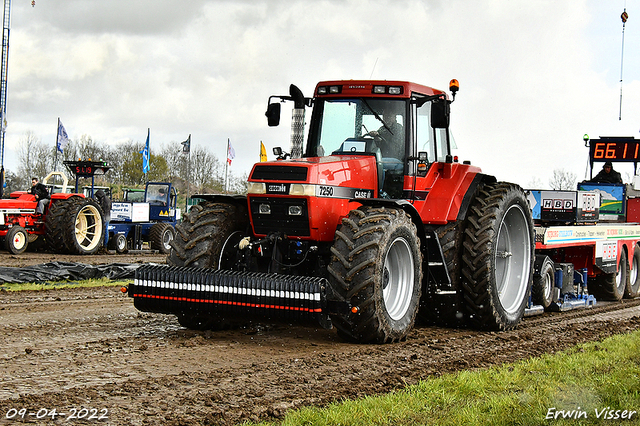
[260,141,267,162]
[181,134,191,153]
[227,139,235,165]
[56,119,70,153]
[140,128,150,173]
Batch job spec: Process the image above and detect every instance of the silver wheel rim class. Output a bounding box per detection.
[162,229,173,251]
[495,204,531,316]
[117,235,126,251]
[616,251,627,294]
[543,269,552,302]
[382,237,415,321]
[75,203,103,251]
[631,251,638,286]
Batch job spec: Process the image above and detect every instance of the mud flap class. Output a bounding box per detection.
[130,264,334,328]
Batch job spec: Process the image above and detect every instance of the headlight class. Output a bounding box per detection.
[289,184,315,196]
[259,204,271,214]
[288,205,303,216]
[247,182,266,194]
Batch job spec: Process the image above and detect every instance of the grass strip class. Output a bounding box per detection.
[252,330,640,426]
[0,278,129,291]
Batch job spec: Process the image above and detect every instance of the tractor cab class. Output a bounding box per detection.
[266,80,459,199]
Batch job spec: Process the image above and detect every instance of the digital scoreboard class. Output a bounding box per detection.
[588,137,640,163]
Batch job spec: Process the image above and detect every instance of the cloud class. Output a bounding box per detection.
[2,0,639,189]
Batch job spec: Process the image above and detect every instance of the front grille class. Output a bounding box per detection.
[251,165,308,181]
[250,197,310,236]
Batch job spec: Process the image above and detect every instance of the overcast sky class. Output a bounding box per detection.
[2,0,640,188]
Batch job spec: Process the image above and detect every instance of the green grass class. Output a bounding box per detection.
[0,278,129,292]
[250,330,640,426]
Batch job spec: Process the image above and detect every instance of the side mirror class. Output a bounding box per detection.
[431,98,450,129]
[266,103,281,127]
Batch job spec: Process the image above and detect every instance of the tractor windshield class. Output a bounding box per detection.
[145,184,170,206]
[308,98,406,161]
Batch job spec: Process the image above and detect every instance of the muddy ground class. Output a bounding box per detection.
[1,253,640,425]
[0,250,167,269]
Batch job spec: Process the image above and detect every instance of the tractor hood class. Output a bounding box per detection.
[249,155,378,195]
[247,155,379,241]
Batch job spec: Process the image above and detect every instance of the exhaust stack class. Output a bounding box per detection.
[289,84,305,159]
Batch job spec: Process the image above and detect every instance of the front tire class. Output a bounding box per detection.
[168,201,248,269]
[150,223,174,254]
[461,182,534,330]
[327,206,422,343]
[5,226,28,254]
[108,233,128,253]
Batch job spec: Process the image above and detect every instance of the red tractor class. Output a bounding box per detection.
[0,162,107,255]
[130,80,534,343]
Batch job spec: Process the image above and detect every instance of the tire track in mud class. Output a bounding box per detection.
[1,286,639,426]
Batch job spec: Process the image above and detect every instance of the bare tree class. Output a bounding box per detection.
[526,176,545,189]
[191,145,223,193]
[549,169,577,190]
[17,131,53,188]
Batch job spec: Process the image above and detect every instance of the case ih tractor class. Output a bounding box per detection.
[0,160,107,255]
[130,79,535,343]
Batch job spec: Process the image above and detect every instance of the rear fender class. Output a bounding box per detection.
[190,194,247,207]
[51,193,84,200]
[354,198,450,288]
[356,198,426,243]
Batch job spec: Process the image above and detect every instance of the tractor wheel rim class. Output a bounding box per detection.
[616,252,627,293]
[117,235,126,251]
[495,204,531,316]
[75,204,103,251]
[382,237,414,321]
[162,229,173,250]
[631,252,639,291]
[543,270,552,302]
[13,231,26,250]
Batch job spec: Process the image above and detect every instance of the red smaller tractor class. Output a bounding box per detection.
[0,161,108,255]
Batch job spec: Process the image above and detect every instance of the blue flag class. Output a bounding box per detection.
[140,128,150,173]
[56,119,70,153]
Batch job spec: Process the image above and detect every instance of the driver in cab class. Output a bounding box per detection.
[366,106,405,160]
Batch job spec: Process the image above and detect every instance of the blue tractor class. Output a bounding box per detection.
[107,182,179,254]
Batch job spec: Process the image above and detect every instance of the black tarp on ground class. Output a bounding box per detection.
[0,262,145,284]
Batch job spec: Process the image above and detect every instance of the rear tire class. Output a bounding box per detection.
[5,226,28,254]
[150,223,174,254]
[625,246,640,299]
[327,206,422,343]
[45,198,76,253]
[168,201,249,269]
[461,182,534,330]
[591,249,627,301]
[63,197,104,255]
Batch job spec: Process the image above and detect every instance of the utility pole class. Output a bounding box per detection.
[0,0,12,198]
[0,0,34,198]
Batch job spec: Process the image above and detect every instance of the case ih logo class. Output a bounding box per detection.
[542,199,574,210]
[267,184,288,194]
